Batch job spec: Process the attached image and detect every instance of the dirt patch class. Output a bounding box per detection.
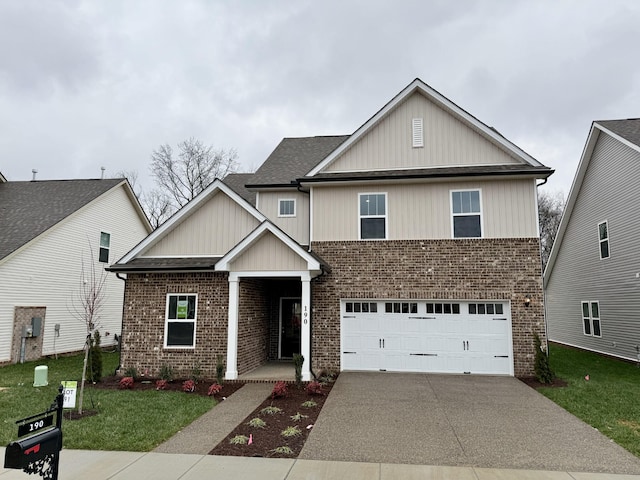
[209,381,334,458]
[519,376,568,389]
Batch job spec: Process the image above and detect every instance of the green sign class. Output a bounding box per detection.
[177,299,188,319]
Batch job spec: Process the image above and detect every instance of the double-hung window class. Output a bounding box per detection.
[598,221,610,259]
[165,294,197,348]
[581,301,602,337]
[279,199,296,217]
[359,193,386,240]
[451,190,482,238]
[99,232,110,263]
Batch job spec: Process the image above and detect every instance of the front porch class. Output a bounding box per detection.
[237,361,295,381]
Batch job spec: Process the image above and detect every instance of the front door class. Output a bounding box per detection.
[280,298,301,358]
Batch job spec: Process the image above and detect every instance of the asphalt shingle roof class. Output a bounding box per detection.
[597,119,640,148]
[222,173,257,206]
[0,178,123,260]
[246,136,349,186]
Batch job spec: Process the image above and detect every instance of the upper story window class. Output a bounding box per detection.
[359,193,387,240]
[165,294,197,348]
[99,232,110,263]
[412,118,424,148]
[582,301,601,337]
[598,221,610,259]
[279,199,296,217]
[451,190,482,238]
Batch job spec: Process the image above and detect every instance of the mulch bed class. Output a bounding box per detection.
[209,381,334,459]
[519,376,568,389]
[94,375,245,398]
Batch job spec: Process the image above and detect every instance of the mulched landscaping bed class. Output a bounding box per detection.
[93,375,245,398]
[209,380,334,459]
[519,376,568,389]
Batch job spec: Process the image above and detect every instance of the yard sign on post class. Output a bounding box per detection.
[61,381,77,409]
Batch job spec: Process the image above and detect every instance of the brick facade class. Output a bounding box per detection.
[310,238,545,377]
[11,306,46,363]
[237,279,269,374]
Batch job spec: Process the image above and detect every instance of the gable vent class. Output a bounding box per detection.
[412,118,424,148]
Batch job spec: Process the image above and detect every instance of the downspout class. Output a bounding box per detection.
[535,179,550,355]
[115,272,127,375]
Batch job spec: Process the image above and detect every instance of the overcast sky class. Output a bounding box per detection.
[1,1,639,198]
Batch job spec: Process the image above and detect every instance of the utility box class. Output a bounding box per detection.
[21,325,33,338]
[31,317,42,337]
[34,366,48,387]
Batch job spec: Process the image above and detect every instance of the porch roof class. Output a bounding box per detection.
[106,256,221,272]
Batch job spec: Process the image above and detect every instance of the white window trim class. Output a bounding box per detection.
[598,220,610,259]
[450,189,483,239]
[164,293,198,349]
[99,231,111,263]
[412,117,424,148]
[581,300,602,338]
[358,192,388,240]
[278,198,296,217]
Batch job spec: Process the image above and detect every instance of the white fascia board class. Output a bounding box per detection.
[544,123,600,284]
[215,221,322,273]
[117,179,266,264]
[307,78,541,177]
[595,123,640,155]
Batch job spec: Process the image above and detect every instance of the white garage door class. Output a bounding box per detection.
[341,300,513,375]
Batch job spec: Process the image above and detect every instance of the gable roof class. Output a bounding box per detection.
[116,178,266,265]
[223,173,257,206]
[544,119,640,282]
[0,178,141,261]
[307,78,545,176]
[246,136,349,188]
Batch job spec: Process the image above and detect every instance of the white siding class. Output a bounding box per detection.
[257,191,310,244]
[230,233,307,271]
[312,179,538,241]
[546,133,640,361]
[0,185,149,361]
[145,191,260,256]
[324,92,521,172]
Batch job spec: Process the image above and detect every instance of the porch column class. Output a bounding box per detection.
[226,274,239,380]
[301,273,311,381]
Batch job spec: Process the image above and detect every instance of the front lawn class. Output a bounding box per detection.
[539,344,640,457]
[0,353,216,451]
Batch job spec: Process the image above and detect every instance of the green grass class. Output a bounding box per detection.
[0,353,216,451]
[539,344,640,457]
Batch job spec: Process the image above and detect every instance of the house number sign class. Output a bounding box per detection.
[303,305,308,324]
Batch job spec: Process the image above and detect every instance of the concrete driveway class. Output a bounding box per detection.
[300,372,640,475]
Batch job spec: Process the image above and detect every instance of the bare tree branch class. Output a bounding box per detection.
[538,190,565,271]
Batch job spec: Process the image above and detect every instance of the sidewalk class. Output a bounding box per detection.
[3,448,640,479]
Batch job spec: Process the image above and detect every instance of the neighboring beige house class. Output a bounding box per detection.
[545,119,640,362]
[110,78,553,380]
[0,177,151,364]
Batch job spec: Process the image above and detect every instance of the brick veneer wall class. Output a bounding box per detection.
[310,238,545,377]
[237,279,269,373]
[11,306,46,363]
[121,272,229,379]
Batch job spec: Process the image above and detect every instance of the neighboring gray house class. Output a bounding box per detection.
[0,177,151,363]
[545,119,640,362]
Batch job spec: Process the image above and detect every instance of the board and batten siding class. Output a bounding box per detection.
[257,191,310,245]
[324,92,521,173]
[145,191,260,257]
[229,233,307,271]
[0,185,149,362]
[546,132,640,362]
[312,179,538,241]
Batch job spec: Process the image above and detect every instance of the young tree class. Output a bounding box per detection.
[538,190,565,271]
[69,244,107,414]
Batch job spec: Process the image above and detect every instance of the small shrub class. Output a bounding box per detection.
[229,435,249,445]
[88,330,103,383]
[119,377,134,389]
[306,381,323,396]
[290,412,308,422]
[261,406,282,415]
[247,418,267,429]
[270,446,294,455]
[301,400,317,408]
[534,333,555,384]
[281,426,302,438]
[271,381,288,399]
[207,383,222,396]
[124,367,138,379]
[155,379,168,390]
[190,364,202,383]
[159,364,174,382]
[292,354,304,385]
[216,354,225,385]
[182,379,196,393]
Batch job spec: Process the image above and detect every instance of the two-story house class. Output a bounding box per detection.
[109,79,552,380]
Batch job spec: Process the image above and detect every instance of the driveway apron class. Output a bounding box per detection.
[299,372,640,475]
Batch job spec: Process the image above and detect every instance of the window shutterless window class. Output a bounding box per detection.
[99,232,110,263]
[582,300,601,337]
[165,294,197,348]
[279,199,296,217]
[451,190,482,238]
[598,221,610,259]
[359,193,387,240]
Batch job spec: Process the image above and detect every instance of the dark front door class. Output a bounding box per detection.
[280,298,301,358]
